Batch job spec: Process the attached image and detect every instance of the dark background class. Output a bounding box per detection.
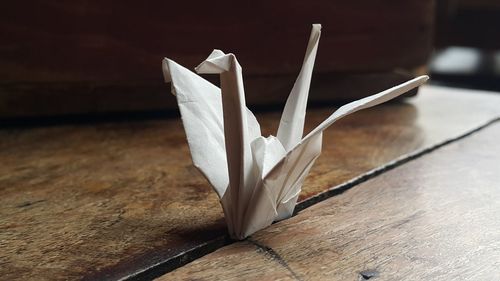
[0,0,499,123]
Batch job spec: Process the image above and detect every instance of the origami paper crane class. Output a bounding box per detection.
[162,24,428,239]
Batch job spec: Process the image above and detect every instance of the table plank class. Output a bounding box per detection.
[161,119,500,281]
[1,86,500,280]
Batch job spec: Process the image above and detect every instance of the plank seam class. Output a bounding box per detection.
[294,117,500,213]
[121,117,500,281]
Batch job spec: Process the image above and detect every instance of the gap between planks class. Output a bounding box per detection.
[121,117,500,281]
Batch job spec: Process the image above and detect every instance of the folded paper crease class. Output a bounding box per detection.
[162,24,429,239]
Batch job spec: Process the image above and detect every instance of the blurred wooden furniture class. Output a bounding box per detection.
[1,85,500,280]
[0,1,433,118]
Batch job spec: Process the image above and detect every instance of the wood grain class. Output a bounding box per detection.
[1,86,500,280]
[161,118,500,281]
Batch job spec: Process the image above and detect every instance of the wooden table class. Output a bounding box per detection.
[1,85,500,280]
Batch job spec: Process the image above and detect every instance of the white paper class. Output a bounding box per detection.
[162,24,428,239]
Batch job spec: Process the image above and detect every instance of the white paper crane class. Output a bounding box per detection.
[162,24,428,239]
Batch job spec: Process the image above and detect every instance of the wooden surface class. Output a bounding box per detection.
[1,86,500,280]
[160,117,500,281]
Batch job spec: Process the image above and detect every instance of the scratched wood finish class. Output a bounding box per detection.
[1,86,500,280]
[161,120,500,281]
